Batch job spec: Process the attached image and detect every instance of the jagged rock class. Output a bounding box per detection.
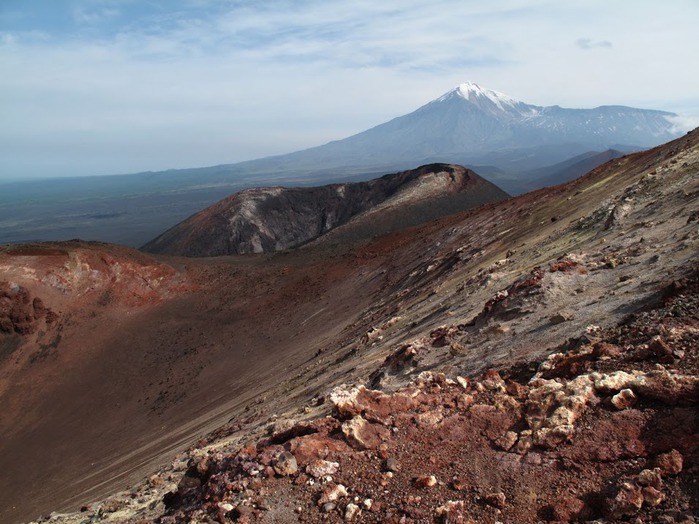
[341,415,390,450]
[289,432,351,465]
[592,341,622,359]
[413,475,437,488]
[605,481,644,518]
[317,483,348,505]
[416,408,445,427]
[611,388,637,409]
[642,486,666,507]
[656,449,684,476]
[649,336,674,362]
[550,496,590,522]
[637,468,663,489]
[273,451,298,476]
[0,281,54,335]
[632,370,699,404]
[481,370,506,391]
[330,385,418,422]
[306,459,339,479]
[176,475,201,497]
[592,370,642,392]
[494,431,518,451]
[526,375,597,448]
[344,502,361,521]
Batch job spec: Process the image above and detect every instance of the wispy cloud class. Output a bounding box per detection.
[72,6,121,25]
[575,37,612,50]
[0,0,697,179]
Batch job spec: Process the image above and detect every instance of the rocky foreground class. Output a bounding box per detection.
[32,265,697,523]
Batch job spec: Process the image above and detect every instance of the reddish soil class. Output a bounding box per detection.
[157,265,699,523]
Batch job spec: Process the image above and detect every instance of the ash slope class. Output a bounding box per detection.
[2,129,697,524]
[141,164,508,257]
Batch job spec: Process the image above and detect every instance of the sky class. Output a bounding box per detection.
[1,0,698,180]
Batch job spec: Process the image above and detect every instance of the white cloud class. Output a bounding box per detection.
[666,114,699,134]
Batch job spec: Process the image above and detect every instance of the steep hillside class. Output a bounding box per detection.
[141,164,508,257]
[511,149,627,193]
[1,130,697,523]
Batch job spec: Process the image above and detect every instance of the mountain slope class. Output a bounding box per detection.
[508,149,627,193]
[1,130,697,523]
[141,164,509,257]
[229,82,680,177]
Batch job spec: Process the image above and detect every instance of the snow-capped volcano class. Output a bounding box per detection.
[445,82,522,109]
[137,82,685,195]
[432,81,539,120]
[293,82,680,167]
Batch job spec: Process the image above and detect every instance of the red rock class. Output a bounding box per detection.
[450,478,468,491]
[633,370,698,404]
[306,459,338,478]
[641,486,666,507]
[505,379,528,399]
[288,434,350,465]
[341,416,390,450]
[549,258,579,272]
[413,475,437,488]
[637,468,663,489]
[550,496,590,521]
[494,431,518,451]
[605,481,644,518]
[649,336,674,362]
[592,342,622,359]
[656,449,684,476]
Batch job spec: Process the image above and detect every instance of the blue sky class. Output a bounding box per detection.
[1,0,698,180]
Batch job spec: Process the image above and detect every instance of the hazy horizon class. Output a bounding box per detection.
[2,0,698,181]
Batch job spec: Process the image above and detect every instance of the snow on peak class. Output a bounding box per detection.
[450,82,521,110]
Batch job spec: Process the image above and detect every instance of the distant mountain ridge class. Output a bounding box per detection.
[141,163,509,256]
[508,149,627,194]
[228,82,680,180]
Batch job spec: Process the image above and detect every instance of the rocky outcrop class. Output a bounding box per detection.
[134,268,698,523]
[0,282,56,336]
[141,164,509,256]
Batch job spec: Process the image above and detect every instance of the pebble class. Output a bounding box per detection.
[413,475,437,488]
[273,451,298,476]
[345,502,360,521]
